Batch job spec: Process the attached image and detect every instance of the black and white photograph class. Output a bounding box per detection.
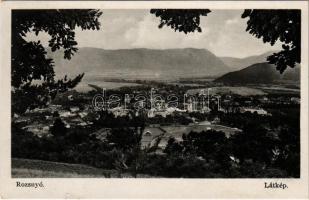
[10,8,302,178]
[0,1,308,198]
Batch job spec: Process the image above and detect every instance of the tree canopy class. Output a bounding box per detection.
[150,9,211,34]
[241,9,300,73]
[12,9,102,114]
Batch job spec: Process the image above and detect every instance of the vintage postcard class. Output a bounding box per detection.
[0,0,308,199]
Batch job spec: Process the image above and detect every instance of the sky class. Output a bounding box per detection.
[27,9,282,58]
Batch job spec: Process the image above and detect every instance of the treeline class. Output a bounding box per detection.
[12,112,299,177]
[138,123,299,177]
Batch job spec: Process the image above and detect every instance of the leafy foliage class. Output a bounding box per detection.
[106,128,141,151]
[241,9,301,73]
[230,124,276,165]
[150,9,211,34]
[12,10,102,114]
[50,118,67,137]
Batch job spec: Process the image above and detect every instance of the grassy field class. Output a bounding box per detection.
[12,158,157,178]
[187,86,266,96]
[74,81,141,92]
[257,86,300,94]
[162,124,240,140]
[12,158,119,178]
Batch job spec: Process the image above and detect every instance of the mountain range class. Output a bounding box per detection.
[47,47,299,85]
[48,47,230,80]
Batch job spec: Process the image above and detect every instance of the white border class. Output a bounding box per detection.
[0,1,308,199]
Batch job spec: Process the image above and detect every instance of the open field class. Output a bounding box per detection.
[162,124,240,139]
[256,86,300,94]
[12,158,117,178]
[74,81,141,92]
[187,86,266,96]
[12,158,155,178]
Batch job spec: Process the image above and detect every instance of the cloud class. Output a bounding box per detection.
[207,15,282,57]
[124,14,210,49]
[25,9,282,58]
[225,18,239,25]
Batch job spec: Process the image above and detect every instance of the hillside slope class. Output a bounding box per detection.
[12,158,116,178]
[220,51,276,71]
[214,62,300,84]
[12,158,153,178]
